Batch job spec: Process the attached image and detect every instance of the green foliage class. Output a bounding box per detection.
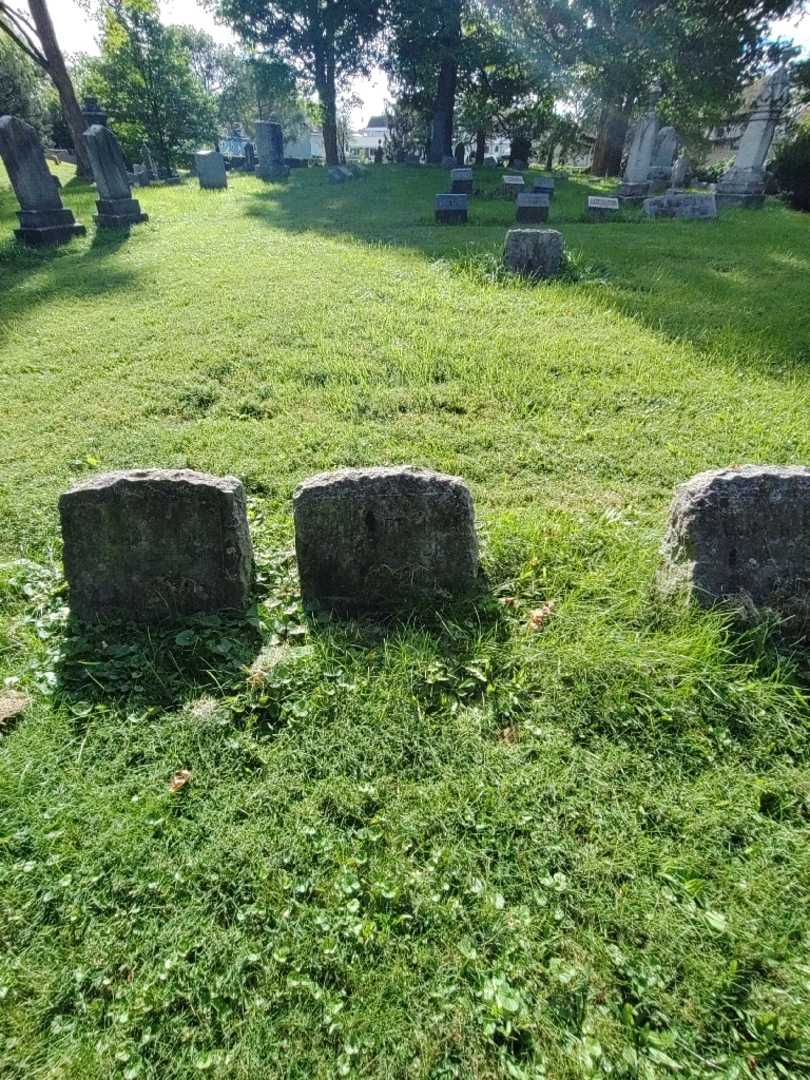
[0,35,51,134]
[2,164,810,1076]
[771,119,810,212]
[84,0,216,169]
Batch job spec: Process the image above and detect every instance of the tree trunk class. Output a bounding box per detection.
[475,128,486,165]
[27,0,92,179]
[591,100,629,177]
[316,45,339,166]
[429,57,457,164]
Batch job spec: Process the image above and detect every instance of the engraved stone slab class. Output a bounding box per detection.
[293,466,479,612]
[587,195,620,221]
[503,228,564,278]
[195,149,227,189]
[516,192,549,223]
[450,166,473,194]
[660,465,810,625]
[643,192,717,219]
[60,469,254,623]
[435,192,468,223]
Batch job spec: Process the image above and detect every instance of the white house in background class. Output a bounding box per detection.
[347,115,388,160]
[285,128,325,160]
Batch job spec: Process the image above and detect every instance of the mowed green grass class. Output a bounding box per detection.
[1,163,810,1079]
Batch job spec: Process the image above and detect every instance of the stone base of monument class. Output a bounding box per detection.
[257,164,290,180]
[94,197,148,228]
[618,181,649,206]
[435,193,468,223]
[503,228,563,278]
[715,192,766,209]
[15,207,86,247]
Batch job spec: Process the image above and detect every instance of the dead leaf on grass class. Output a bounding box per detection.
[0,690,30,731]
[169,769,192,793]
[527,601,556,631]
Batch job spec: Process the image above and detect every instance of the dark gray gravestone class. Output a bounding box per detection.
[503,228,564,278]
[256,120,289,179]
[450,167,473,194]
[660,466,810,626]
[0,115,86,247]
[532,177,555,197]
[516,192,549,223]
[502,175,525,199]
[328,167,347,184]
[435,192,468,223]
[293,466,479,612]
[244,142,256,171]
[85,124,148,227]
[643,192,717,219]
[454,142,465,166]
[586,195,620,221]
[195,149,227,190]
[60,469,254,624]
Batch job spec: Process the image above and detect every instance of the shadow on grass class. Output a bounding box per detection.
[240,166,810,372]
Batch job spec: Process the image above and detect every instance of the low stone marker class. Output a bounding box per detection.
[195,149,227,190]
[85,124,148,228]
[660,465,810,625]
[503,228,564,278]
[483,156,497,168]
[516,192,549,223]
[293,466,479,612]
[643,192,717,220]
[435,193,468,223]
[502,175,525,199]
[59,469,254,623]
[132,164,151,187]
[532,177,555,197]
[328,167,347,183]
[450,167,473,194]
[586,195,620,221]
[0,115,86,247]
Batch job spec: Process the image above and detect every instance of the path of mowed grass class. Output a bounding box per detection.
[1,164,810,1079]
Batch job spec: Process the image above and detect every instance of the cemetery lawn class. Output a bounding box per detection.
[2,164,810,1080]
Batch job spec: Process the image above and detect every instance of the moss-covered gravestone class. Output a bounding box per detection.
[293,466,479,613]
[60,469,254,623]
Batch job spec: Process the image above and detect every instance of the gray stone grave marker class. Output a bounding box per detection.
[586,195,620,221]
[502,174,525,198]
[516,192,549,223]
[643,192,717,220]
[256,120,289,179]
[293,466,479,612]
[660,465,810,625]
[195,149,227,190]
[435,192,468,223]
[85,124,148,228]
[59,469,254,623]
[0,115,86,246]
[450,167,473,194]
[503,228,564,278]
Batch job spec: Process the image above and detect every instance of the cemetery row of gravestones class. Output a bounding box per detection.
[57,464,810,631]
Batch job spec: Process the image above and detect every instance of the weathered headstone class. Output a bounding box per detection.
[502,174,525,198]
[132,164,151,187]
[532,177,555,197]
[195,149,228,190]
[81,95,107,129]
[643,192,717,220]
[648,125,677,190]
[511,159,528,171]
[516,192,550,223]
[140,141,157,182]
[660,465,810,625]
[85,124,148,228]
[503,228,564,278]
[293,466,479,612]
[670,154,690,189]
[0,115,86,247]
[586,195,620,221]
[59,469,254,623]
[618,90,660,200]
[716,67,790,209]
[244,141,256,171]
[454,142,466,166]
[435,192,468,223]
[255,120,289,180]
[483,156,497,168]
[450,166,473,194]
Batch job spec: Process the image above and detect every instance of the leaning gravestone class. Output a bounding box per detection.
[435,193,468,223]
[59,469,254,623]
[648,125,677,191]
[502,175,525,199]
[660,465,810,625]
[643,192,717,220]
[618,89,660,200]
[293,466,479,612]
[85,124,148,228]
[670,154,690,190]
[450,167,473,194]
[716,66,790,209]
[503,228,564,278]
[516,192,549,223]
[586,195,620,221]
[256,120,289,179]
[0,115,86,246]
[195,149,227,190]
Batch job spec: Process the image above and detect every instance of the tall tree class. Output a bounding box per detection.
[0,0,93,177]
[209,0,382,165]
[0,34,50,132]
[84,0,216,171]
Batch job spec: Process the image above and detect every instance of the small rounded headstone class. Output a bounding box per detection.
[293,466,479,612]
[503,228,564,278]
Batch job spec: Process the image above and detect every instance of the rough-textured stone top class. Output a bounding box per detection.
[294,465,470,502]
[64,468,244,497]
